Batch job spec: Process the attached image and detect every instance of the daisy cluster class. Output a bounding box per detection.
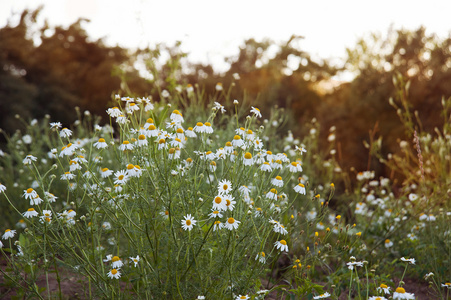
[0,93,314,299]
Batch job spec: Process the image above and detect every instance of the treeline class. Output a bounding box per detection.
[1,9,451,179]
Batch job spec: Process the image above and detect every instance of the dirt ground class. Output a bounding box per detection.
[0,255,445,299]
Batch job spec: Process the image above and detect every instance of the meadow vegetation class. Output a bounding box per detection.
[0,8,450,300]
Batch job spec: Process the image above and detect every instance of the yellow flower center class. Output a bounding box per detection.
[27,208,35,212]
[176,128,184,133]
[146,118,154,123]
[299,183,305,187]
[233,135,241,140]
[165,210,169,215]
[223,184,228,190]
[215,197,222,204]
[261,252,265,257]
[148,124,156,130]
[173,109,181,115]
[169,148,175,154]
[27,188,34,193]
[98,138,105,143]
[226,199,231,206]
[275,176,282,180]
[225,141,232,147]
[134,165,141,170]
[228,218,235,224]
[118,175,124,180]
[196,122,203,127]
[244,152,252,159]
[188,127,193,131]
[240,296,246,299]
[280,240,287,245]
[5,229,10,232]
[291,162,297,166]
[205,122,211,127]
[380,284,388,288]
[210,161,216,166]
[214,221,221,225]
[395,287,406,293]
[111,269,118,275]
[102,168,109,172]
[127,164,134,170]
[112,256,120,262]
[159,139,166,144]
[206,151,212,155]
[138,134,146,140]
[123,141,129,145]
[186,220,191,226]
[270,188,277,194]
[385,239,390,243]
[186,158,192,163]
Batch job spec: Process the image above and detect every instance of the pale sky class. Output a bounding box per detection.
[1,0,451,72]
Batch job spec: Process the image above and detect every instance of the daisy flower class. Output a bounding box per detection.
[250,106,262,118]
[393,287,415,299]
[224,141,233,153]
[60,128,72,138]
[274,240,289,252]
[100,168,114,178]
[137,134,148,147]
[265,188,278,201]
[185,127,197,138]
[239,185,251,197]
[232,135,244,148]
[212,195,227,211]
[0,183,6,193]
[49,122,62,129]
[2,229,16,240]
[181,214,196,231]
[60,172,75,180]
[294,183,306,195]
[111,256,123,269]
[193,122,205,133]
[119,140,134,151]
[23,188,37,200]
[255,252,266,263]
[209,161,217,172]
[209,210,223,219]
[224,217,240,230]
[213,102,226,113]
[260,162,272,172]
[224,195,236,211]
[30,194,44,205]
[400,257,415,265]
[44,192,57,203]
[107,269,121,279]
[368,297,387,300]
[106,107,122,118]
[114,170,128,185]
[204,122,213,134]
[130,255,140,267]
[235,295,249,300]
[271,176,283,187]
[23,154,37,165]
[243,152,253,166]
[273,223,288,235]
[158,139,167,150]
[93,138,108,149]
[347,261,363,270]
[313,292,331,299]
[288,161,302,173]
[23,208,38,218]
[213,220,223,231]
[218,179,232,194]
[441,283,451,288]
[384,239,393,248]
[170,138,183,148]
[377,284,391,294]
[147,124,159,137]
[126,102,139,114]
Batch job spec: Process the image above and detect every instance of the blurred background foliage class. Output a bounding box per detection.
[2,9,451,184]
